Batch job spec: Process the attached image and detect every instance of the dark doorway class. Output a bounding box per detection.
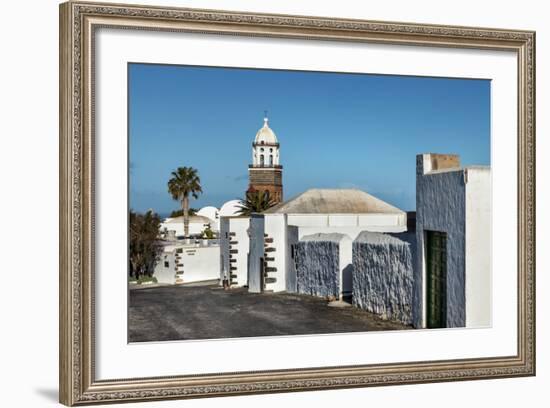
[426,231,447,328]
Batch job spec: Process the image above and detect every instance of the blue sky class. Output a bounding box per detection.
[129,63,490,215]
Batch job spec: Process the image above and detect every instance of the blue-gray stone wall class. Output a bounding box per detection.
[295,233,345,298]
[248,214,265,293]
[285,225,299,293]
[352,231,415,325]
[416,155,466,328]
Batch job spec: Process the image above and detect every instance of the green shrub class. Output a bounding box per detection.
[202,226,215,239]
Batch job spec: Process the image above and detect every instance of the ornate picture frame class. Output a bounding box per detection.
[59,1,535,405]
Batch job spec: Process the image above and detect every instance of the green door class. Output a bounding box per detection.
[426,231,447,328]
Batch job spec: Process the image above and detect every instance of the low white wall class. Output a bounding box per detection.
[176,245,220,283]
[154,244,220,284]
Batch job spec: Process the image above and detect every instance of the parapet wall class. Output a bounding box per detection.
[295,233,350,298]
[352,231,415,325]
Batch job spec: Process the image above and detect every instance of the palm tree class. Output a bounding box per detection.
[167,167,202,237]
[236,190,277,216]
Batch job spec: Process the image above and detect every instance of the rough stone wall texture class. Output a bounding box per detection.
[416,155,466,328]
[285,225,299,293]
[352,231,415,325]
[248,214,265,293]
[390,231,419,327]
[295,233,346,298]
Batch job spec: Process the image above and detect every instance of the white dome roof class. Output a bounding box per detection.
[254,117,278,145]
[219,200,243,217]
[196,206,219,221]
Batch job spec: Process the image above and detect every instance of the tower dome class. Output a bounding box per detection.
[248,114,283,204]
[254,117,278,145]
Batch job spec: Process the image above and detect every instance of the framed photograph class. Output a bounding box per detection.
[59,1,535,405]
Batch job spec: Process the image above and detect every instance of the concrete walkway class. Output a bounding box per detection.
[129,284,411,342]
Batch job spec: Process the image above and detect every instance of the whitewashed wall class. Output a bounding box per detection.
[287,213,407,236]
[154,250,177,284]
[220,217,250,287]
[154,244,220,284]
[264,214,288,292]
[176,245,220,283]
[465,168,492,327]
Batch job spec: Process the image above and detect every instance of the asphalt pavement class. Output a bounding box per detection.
[128,284,411,342]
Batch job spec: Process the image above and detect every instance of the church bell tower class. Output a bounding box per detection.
[248,114,283,204]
